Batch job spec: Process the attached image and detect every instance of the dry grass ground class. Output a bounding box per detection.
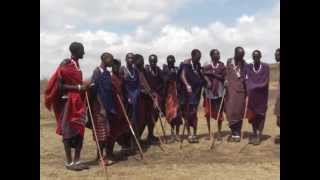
[40,64,279,180]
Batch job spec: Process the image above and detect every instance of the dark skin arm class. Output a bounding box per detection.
[58,77,88,92]
[203,75,212,89]
[181,68,192,93]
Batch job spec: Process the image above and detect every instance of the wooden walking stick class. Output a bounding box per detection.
[242,96,249,139]
[147,92,168,144]
[85,92,108,180]
[210,89,225,150]
[151,114,166,152]
[239,96,250,153]
[157,112,168,143]
[153,101,168,143]
[116,94,144,160]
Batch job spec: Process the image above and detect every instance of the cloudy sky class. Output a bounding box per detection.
[40,0,280,79]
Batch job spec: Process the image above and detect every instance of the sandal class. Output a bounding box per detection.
[102,157,115,166]
[74,161,90,170]
[233,135,241,142]
[65,162,82,171]
[192,135,199,143]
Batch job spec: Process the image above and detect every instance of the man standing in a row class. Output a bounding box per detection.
[134,54,160,145]
[179,49,205,143]
[89,52,116,166]
[44,42,89,171]
[224,47,248,142]
[107,59,130,159]
[120,53,140,152]
[163,55,182,142]
[246,50,270,145]
[202,49,226,141]
[145,54,164,144]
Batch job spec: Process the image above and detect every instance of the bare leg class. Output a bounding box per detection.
[170,124,175,136]
[147,121,155,138]
[187,126,191,136]
[176,125,180,136]
[169,124,175,142]
[74,137,83,162]
[63,140,72,164]
[218,121,222,133]
[216,120,223,141]
[74,136,89,169]
[206,117,211,140]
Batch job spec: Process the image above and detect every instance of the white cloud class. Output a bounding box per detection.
[40,0,188,31]
[40,1,279,79]
[238,15,255,24]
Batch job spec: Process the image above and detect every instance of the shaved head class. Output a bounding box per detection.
[252,50,262,65]
[149,54,158,69]
[210,49,220,62]
[234,46,245,61]
[126,52,135,67]
[167,55,175,67]
[191,49,201,63]
[100,52,114,67]
[69,42,85,59]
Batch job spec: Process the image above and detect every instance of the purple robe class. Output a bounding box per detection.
[224,58,248,126]
[246,63,270,116]
[178,59,205,128]
[120,66,140,126]
[178,59,205,105]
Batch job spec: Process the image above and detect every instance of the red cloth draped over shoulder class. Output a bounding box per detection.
[44,59,86,137]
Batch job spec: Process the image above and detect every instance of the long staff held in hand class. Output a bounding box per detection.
[116,94,144,160]
[210,89,225,150]
[147,92,168,143]
[242,96,249,139]
[151,113,166,152]
[239,96,250,153]
[85,91,108,180]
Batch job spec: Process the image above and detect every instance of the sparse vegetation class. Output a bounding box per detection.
[40,64,279,180]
